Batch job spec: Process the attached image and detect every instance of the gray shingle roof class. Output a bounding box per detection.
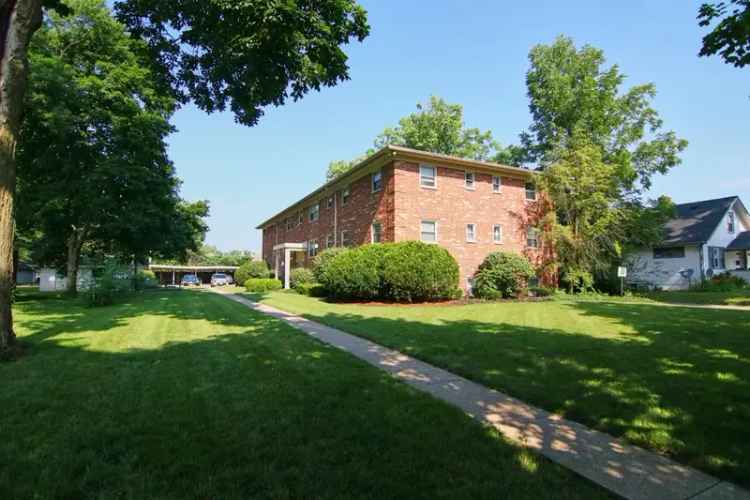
[661,196,737,246]
[728,231,750,250]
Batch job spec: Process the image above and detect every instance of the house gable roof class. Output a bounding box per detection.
[661,196,741,246]
[728,231,750,250]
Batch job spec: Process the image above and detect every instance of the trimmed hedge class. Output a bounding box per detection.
[312,247,348,283]
[315,242,460,301]
[473,251,535,299]
[244,278,282,292]
[295,282,327,297]
[290,268,315,289]
[235,260,270,286]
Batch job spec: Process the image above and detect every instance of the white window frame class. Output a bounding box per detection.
[326,196,334,209]
[371,222,383,243]
[297,211,303,226]
[419,164,437,188]
[307,239,319,258]
[341,230,351,247]
[371,170,383,193]
[728,211,735,234]
[420,220,438,243]
[493,224,503,244]
[464,171,475,190]
[525,182,537,201]
[492,175,502,193]
[342,187,350,206]
[308,203,320,222]
[527,227,539,248]
[286,217,293,231]
[465,223,477,243]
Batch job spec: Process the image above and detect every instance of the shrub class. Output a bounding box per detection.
[317,245,384,299]
[473,252,535,299]
[235,260,270,286]
[312,247,348,283]
[134,270,159,290]
[290,267,315,289]
[381,241,459,301]
[529,286,554,297]
[85,261,131,307]
[295,282,326,297]
[245,278,282,292]
[691,272,747,292]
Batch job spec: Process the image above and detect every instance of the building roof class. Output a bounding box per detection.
[148,264,239,272]
[661,196,741,246]
[255,145,534,229]
[728,231,750,250]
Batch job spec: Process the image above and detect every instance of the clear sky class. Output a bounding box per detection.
[165,0,749,253]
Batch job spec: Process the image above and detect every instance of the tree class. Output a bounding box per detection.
[521,36,687,195]
[699,1,750,69]
[0,0,369,351]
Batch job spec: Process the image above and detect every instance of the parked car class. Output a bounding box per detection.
[225,274,234,284]
[180,274,201,286]
[210,273,229,287]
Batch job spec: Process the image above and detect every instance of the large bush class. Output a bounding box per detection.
[315,242,459,301]
[235,260,270,286]
[85,261,132,307]
[245,278,282,292]
[381,241,459,301]
[473,252,535,299]
[312,247,348,283]
[290,267,315,289]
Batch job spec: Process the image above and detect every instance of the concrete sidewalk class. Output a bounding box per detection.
[215,290,749,500]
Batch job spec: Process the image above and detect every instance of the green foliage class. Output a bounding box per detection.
[244,278,282,293]
[316,246,383,300]
[134,270,158,290]
[114,0,370,127]
[290,268,315,289]
[691,272,747,292]
[698,1,750,69]
[529,286,555,297]
[294,282,327,297]
[381,241,460,301]
[473,252,535,299]
[235,261,270,286]
[312,247,348,283]
[85,261,131,307]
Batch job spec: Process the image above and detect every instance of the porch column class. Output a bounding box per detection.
[171,270,175,285]
[284,248,291,289]
[274,250,280,279]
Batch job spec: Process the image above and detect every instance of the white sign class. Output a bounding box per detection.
[617,266,627,278]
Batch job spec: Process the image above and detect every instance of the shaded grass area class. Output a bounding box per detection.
[644,289,750,306]
[248,290,750,488]
[2,289,609,499]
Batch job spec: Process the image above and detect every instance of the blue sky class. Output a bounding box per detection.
[165,0,749,252]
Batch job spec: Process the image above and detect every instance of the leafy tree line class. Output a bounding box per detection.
[154,244,255,267]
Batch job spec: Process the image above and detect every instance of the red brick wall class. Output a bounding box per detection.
[393,160,540,289]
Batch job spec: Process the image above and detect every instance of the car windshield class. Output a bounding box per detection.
[184,275,197,281]
[213,274,226,278]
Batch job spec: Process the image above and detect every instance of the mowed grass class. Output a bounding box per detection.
[1,289,609,500]
[644,289,750,306]
[248,290,750,488]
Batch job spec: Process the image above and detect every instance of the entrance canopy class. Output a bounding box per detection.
[272,242,307,289]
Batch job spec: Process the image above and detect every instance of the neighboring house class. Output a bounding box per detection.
[15,261,37,285]
[38,267,95,292]
[627,196,750,290]
[256,145,543,290]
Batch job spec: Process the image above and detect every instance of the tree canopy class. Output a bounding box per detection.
[699,1,750,69]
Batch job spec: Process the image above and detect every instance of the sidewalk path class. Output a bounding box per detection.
[214,290,749,500]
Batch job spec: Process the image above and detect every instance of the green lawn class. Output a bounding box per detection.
[2,289,609,499]
[247,289,750,488]
[644,289,750,306]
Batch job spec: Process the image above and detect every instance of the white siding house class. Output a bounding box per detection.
[627,196,750,290]
[39,268,94,292]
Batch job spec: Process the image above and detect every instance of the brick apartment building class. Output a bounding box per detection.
[257,145,544,290]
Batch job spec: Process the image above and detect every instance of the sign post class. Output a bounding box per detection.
[617,266,627,296]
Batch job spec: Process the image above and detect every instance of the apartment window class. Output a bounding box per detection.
[420,164,436,188]
[326,196,334,209]
[492,175,502,193]
[297,211,303,226]
[653,247,685,259]
[709,246,725,269]
[525,182,537,200]
[307,239,319,258]
[728,211,735,234]
[308,203,319,222]
[341,230,352,247]
[526,227,539,248]
[421,220,437,243]
[464,171,475,190]
[371,222,383,243]
[326,233,335,248]
[372,170,383,192]
[493,224,503,243]
[466,223,477,242]
[342,187,350,205]
[286,217,294,231]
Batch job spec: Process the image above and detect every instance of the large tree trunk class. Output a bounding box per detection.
[0,0,42,352]
[65,227,85,295]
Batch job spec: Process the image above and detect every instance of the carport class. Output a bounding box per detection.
[149,265,239,286]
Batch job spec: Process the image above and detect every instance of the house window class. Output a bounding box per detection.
[709,246,725,269]
[326,233,335,248]
[372,170,383,192]
[525,182,536,200]
[341,230,352,247]
[308,203,319,222]
[493,224,503,243]
[307,239,319,258]
[653,247,685,259]
[492,175,502,193]
[526,227,539,248]
[342,187,350,205]
[297,211,303,226]
[326,196,334,209]
[466,223,477,242]
[420,220,437,243]
[371,222,383,243]
[286,217,294,231]
[728,211,735,234]
[464,171,475,190]
[420,164,436,188]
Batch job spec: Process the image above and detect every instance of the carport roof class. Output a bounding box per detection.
[149,265,238,272]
